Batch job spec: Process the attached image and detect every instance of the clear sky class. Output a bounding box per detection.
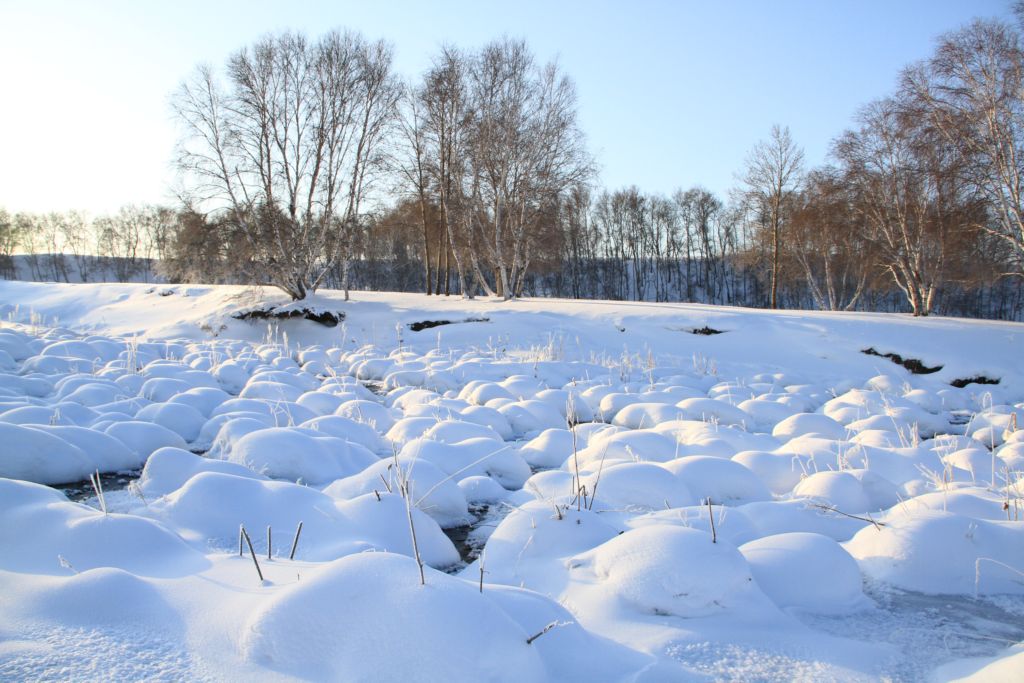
[0,0,1014,215]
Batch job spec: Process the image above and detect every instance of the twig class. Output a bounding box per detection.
[587,444,610,511]
[571,422,582,512]
[707,498,717,543]
[402,482,425,586]
[289,521,303,560]
[414,444,513,506]
[810,502,886,530]
[241,526,264,582]
[975,557,1024,598]
[526,621,560,645]
[89,470,107,515]
[479,551,486,594]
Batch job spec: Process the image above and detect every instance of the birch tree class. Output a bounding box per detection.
[902,18,1024,277]
[467,39,590,299]
[834,98,970,316]
[172,30,398,300]
[739,125,804,309]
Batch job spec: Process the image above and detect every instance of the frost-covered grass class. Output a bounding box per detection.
[1,281,1023,681]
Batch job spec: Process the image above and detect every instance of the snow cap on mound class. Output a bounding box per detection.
[225,427,379,485]
[7,565,180,629]
[385,415,442,445]
[611,402,684,430]
[241,551,664,682]
[0,421,93,484]
[456,475,509,506]
[104,420,189,467]
[518,428,575,469]
[151,472,456,566]
[570,525,768,618]
[26,424,140,473]
[773,413,849,441]
[673,397,752,427]
[578,429,680,467]
[792,469,897,514]
[583,461,694,511]
[422,418,503,444]
[139,377,195,403]
[296,390,349,416]
[399,436,530,489]
[135,401,207,443]
[138,446,268,497]
[300,415,389,454]
[739,532,868,613]
[0,478,208,577]
[479,500,621,589]
[627,504,759,546]
[166,386,231,417]
[739,499,869,542]
[732,450,804,495]
[238,380,304,403]
[498,400,568,438]
[664,456,771,505]
[324,457,471,528]
[845,510,1024,594]
[334,399,396,432]
[0,403,97,427]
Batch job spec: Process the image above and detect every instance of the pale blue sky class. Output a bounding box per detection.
[0,0,1013,214]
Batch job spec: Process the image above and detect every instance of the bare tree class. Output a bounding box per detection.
[467,39,591,299]
[58,211,97,282]
[421,46,473,297]
[902,18,1024,278]
[0,208,20,280]
[834,98,975,316]
[789,168,875,310]
[395,82,435,294]
[96,206,145,282]
[739,125,805,309]
[172,30,398,300]
[39,214,71,282]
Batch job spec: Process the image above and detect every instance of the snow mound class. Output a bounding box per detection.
[845,510,1024,594]
[739,532,868,613]
[138,446,268,497]
[665,456,771,504]
[570,525,767,618]
[518,428,575,468]
[225,427,379,484]
[0,422,95,483]
[241,551,665,682]
[583,461,694,511]
[150,472,457,566]
[0,478,208,577]
[324,457,471,528]
[104,420,189,467]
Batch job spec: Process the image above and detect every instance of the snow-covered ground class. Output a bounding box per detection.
[1,279,1023,681]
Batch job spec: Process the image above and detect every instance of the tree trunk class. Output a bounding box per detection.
[419,198,433,295]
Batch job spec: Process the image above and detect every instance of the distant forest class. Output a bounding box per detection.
[4,8,1024,320]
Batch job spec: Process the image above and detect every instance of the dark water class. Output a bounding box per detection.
[58,470,141,503]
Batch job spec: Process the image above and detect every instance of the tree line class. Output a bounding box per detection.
[4,9,1024,319]
[0,205,173,283]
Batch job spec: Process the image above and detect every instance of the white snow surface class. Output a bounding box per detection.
[1,280,1023,681]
